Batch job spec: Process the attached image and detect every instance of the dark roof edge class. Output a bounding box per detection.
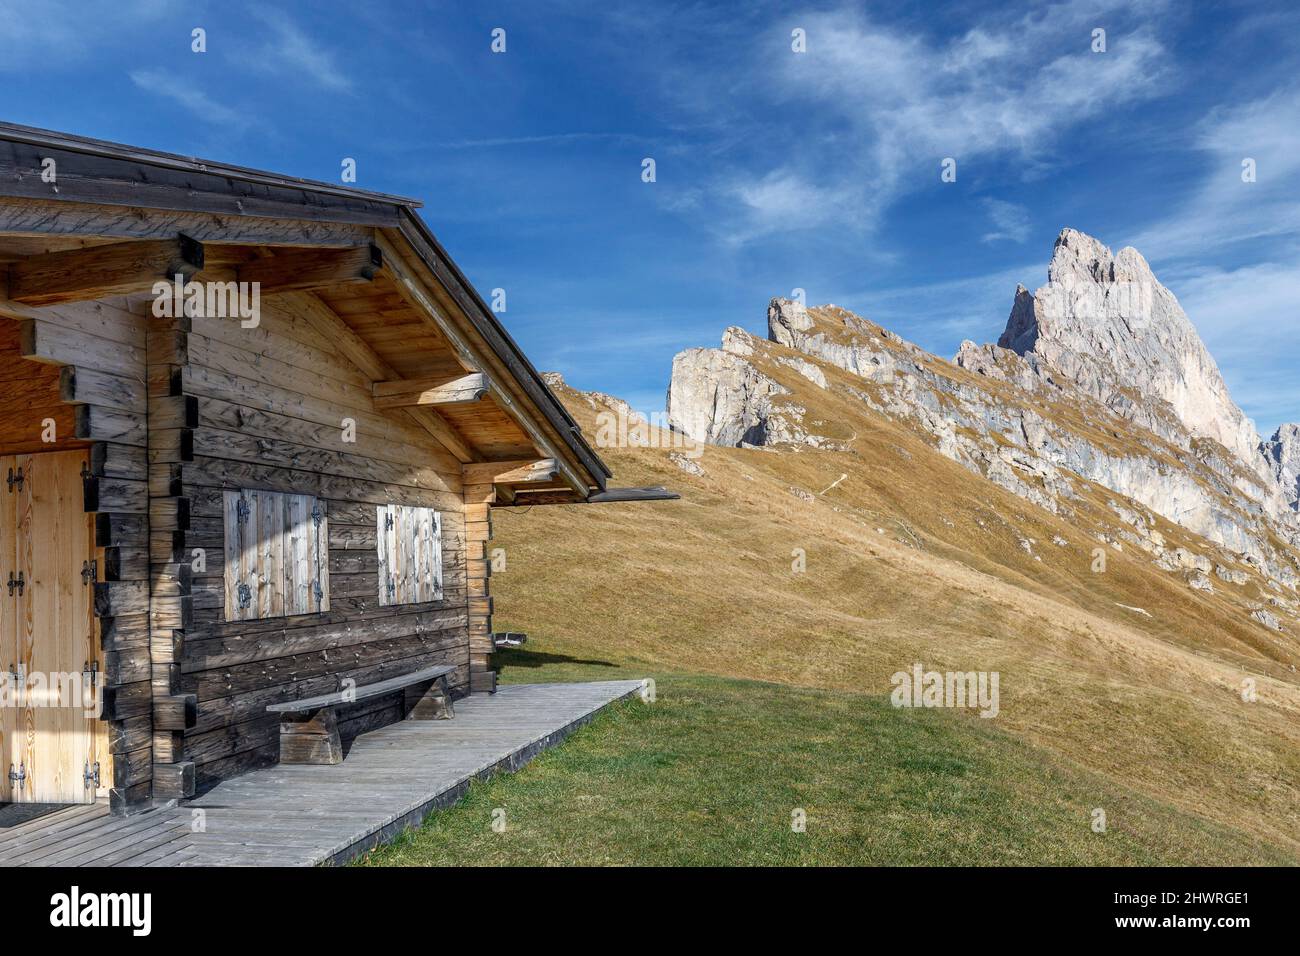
[397,210,614,486]
[0,121,423,209]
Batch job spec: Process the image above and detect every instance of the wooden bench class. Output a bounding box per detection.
[267,664,457,765]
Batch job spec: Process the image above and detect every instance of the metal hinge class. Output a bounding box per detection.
[384,512,394,531]
[81,560,97,586]
[237,582,253,609]
[236,495,250,524]
[8,763,25,786]
[82,660,99,688]
[311,502,323,527]
[6,571,24,597]
[5,467,22,493]
[385,576,396,599]
[313,580,323,603]
[84,761,100,789]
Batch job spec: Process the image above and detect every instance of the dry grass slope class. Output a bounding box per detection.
[486,376,1300,861]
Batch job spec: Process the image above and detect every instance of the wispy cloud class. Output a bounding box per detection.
[0,0,170,70]
[434,132,647,150]
[129,68,247,129]
[1128,87,1300,258]
[235,9,352,92]
[704,1,1172,243]
[981,199,1032,244]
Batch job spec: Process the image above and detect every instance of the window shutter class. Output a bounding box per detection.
[376,504,442,606]
[223,489,329,622]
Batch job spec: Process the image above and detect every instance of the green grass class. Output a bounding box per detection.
[356,664,1294,866]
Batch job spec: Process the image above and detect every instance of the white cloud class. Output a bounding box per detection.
[235,9,352,92]
[129,69,246,130]
[0,0,171,70]
[981,199,1032,244]
[688,1,1173,243]
[1128,88,1300,258]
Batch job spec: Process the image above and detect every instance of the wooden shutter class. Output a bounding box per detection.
[223,489,329,621]
[377,504,442,606]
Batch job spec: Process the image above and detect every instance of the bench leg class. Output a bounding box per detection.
[279,707,343,765]
[405,675,455,720]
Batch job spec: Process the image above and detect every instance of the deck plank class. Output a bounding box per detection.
[0,680,644,867]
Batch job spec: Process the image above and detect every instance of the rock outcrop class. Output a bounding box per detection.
[1264,424,1300,513]
[666,346,787,447]
[999,229,1266,476]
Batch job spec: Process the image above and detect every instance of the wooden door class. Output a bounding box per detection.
[0,455,15,802]
[5,450,107,804]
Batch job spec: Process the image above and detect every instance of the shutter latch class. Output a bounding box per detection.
[236,495,251,524]
[237,582,253,609]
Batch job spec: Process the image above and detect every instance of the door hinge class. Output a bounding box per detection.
[82,660,99,688]
[84,761,100,789]
[81,560,97,586]
[6,467,22,493]
[8,763,25,786]
[236,495,250,524]
[237,582,253,609]
[6,571,24,597]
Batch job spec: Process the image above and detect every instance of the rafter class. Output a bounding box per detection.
[6,234,203,306]
[286,292,477,463]
[461,458,558,487]
[372,372,488,409]
[235,244,382,295]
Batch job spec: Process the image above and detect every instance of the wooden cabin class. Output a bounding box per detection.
[0,123,672,814]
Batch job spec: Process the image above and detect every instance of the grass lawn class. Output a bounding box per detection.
[356,657,1294,866]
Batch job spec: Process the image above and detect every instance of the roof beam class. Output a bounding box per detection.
[372,372,488,409]
[372,232,590,499]
[462,458,558,487]
[510,485,679,507]
[284,292,477,464]
[7,234,203,306]
[235,244,382,295]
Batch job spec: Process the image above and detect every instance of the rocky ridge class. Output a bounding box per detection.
[664,228,1300,609]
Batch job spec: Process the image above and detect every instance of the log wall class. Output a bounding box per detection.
[169,295,469,792]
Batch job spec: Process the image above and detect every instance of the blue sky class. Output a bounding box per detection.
[2,0,1297,436]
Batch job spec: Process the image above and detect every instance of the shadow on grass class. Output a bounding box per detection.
[495,647,619,669]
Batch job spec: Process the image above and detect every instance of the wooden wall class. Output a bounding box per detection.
[164,294,470,793]
[1,299,153,812]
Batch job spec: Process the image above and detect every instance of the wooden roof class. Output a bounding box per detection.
[0,122,663,504]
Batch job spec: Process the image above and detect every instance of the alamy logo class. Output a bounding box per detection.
[1,669,101,718]
[890,663,1000,718]
[50,886,151,936]
[151,273,261,328]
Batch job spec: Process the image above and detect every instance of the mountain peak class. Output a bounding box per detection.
[1000,228,1262,471]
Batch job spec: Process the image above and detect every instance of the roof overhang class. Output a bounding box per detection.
[0,121,631,502]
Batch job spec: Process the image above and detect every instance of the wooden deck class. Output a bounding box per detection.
[0,680,645,867]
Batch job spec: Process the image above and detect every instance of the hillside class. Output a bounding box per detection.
[470,232,1300,863]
